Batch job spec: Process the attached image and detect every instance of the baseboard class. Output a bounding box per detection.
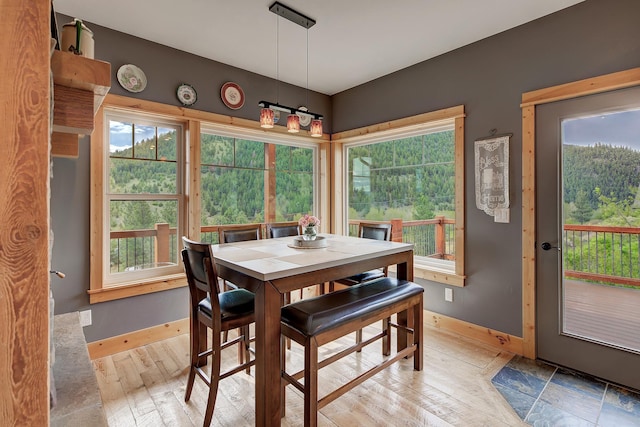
[424,310,524,355]
[87,318,189,359]
[86,311,524,359]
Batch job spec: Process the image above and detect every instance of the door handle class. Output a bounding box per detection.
[540,242,560,251]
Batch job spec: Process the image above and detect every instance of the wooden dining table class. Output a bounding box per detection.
[211,233,414,426]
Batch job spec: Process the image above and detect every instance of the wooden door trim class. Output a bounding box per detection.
[521,67,640,359]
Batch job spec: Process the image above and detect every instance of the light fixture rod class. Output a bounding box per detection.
[269,2,315,29]
[258,100,323,120]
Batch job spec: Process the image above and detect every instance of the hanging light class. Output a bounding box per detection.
[287,114,300,133]
[259,2,323,134]
[260,107,275,128]
[310,119,323,137]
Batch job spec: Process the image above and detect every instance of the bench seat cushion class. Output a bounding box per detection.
[281,277,423,337]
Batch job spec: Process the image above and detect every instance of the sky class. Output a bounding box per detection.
[562,108,640,149]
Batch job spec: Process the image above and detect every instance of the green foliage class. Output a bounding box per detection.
[348,130,455,221]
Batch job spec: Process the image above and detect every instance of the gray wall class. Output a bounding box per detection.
[52,0,640,342]
[332,0,640,336]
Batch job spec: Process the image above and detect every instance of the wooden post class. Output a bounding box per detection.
[155,223,170,263]
[0,0,50,424]
[435,216,445,257]
[391,218,403,242]
[265,143,276,223]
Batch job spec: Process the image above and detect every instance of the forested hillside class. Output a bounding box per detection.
[564,143,640,225]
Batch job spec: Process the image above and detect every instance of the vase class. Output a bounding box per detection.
[302,225,317,240]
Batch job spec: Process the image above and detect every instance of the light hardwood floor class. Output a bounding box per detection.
[93,320,526,426]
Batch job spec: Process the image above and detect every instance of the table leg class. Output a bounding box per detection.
[396,253,414,353]
[254,280,282,426]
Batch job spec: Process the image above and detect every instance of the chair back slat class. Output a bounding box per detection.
[359,222,392,241]
[267,221,301,238]
[182,237,220,299]
[219,224,262,243]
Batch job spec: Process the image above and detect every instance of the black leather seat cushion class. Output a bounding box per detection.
[337,269,386,286]
[199,288,255,320]
[281,277,423,337]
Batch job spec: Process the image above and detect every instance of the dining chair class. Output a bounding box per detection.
[219,223,262,245]
[328,221,393,346]
[218,223,262,291]
[181,237,255,427]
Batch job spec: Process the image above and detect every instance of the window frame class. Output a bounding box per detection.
[331,105,466,286]
[90,95,330,303]
[103,111,186,285]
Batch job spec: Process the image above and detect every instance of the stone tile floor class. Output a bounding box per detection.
[492,356,640,426]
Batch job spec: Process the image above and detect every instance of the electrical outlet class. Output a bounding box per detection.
[79,309,92,327]
[445,288,453,302]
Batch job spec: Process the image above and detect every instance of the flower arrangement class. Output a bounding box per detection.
[298,214,320,228]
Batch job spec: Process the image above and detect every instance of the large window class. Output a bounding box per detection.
[104,112,185,285]
[335,106,465,286]
[199,129,316,231]
[90,98,325,302]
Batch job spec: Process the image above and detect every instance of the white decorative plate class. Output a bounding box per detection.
[220,82,245,109]
[176,83,197,106]
[297,107,312,127]
[117,64,147,93]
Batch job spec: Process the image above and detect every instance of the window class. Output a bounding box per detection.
[198,126,318,243]
[334,106,465,286]
[103,112,185,285]
[90,97,327,302]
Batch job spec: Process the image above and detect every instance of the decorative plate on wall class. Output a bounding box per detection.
[220,82,245,109]
[297,107,312,127]
[176,83,197,106]
[117,64,147,93]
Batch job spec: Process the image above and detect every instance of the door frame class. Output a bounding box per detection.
[520,67,640,358]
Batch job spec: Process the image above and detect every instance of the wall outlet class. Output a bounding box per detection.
[445,288,453,302]
[79,309,92,327]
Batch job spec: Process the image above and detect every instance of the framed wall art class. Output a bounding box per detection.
[474,133,511,220]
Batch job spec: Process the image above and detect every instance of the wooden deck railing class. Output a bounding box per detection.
[110,222,640,288]
[109,218,457,272]
[563,224,640,288]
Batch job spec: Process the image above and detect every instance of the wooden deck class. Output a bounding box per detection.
[564,279,640,352]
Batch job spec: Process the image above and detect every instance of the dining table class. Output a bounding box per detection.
[211,233,414,426]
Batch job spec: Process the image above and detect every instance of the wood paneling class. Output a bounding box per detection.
[0,0,51,424]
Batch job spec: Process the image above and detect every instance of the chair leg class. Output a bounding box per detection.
[241,325,251,374]
[185,315,200,402]
[355,329,363,352]
[382,317,391,356]
[284,292,292,350]
[304,338,319,427]
[328,281,335,292]
[203,330,222,427]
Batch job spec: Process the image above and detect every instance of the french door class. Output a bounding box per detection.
[536,85,640,390]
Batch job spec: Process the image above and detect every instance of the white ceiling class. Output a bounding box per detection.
[53,0,584,95]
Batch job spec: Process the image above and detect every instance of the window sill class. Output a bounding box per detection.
[414,264,466,287]
[88,273,187,303]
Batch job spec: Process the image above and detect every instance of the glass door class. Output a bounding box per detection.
[536,86,640,390]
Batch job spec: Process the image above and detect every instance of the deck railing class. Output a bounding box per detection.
[110,218,457,272]
[110,222,640,288]
[563,224,640,288]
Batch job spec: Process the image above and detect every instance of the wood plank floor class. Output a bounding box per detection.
[92,319,525,426]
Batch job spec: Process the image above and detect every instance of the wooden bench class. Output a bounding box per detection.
[280,277,424,427]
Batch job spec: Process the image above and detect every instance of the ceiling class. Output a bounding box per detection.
[53,0,584,95]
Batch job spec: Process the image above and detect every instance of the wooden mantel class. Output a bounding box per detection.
[51,50,111,157]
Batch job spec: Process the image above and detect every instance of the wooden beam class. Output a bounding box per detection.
[0,0,50,424]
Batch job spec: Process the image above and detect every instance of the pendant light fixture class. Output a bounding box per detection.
[259,2,323,135]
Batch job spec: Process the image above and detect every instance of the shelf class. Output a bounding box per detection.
[51,50,111,157]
